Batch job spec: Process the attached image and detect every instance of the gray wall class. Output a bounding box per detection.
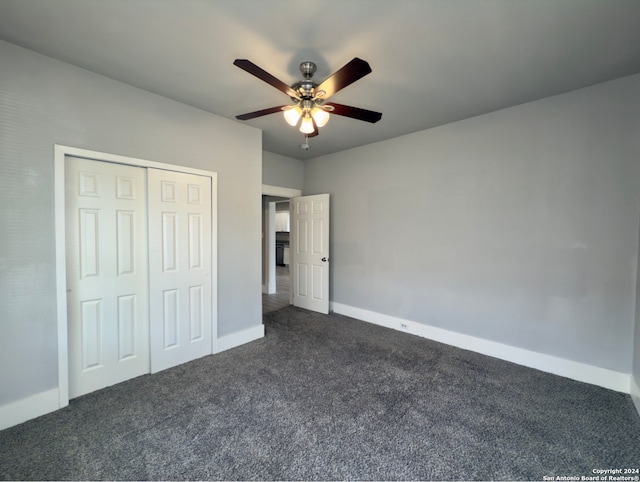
[262,150,304,190]
[276,202,290,213]
[0,40,263,405]
[304,73,640,374]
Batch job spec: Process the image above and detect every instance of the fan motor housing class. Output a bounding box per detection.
[291,79,317,98]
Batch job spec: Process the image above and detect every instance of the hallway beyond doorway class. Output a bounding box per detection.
[262,266,290,313]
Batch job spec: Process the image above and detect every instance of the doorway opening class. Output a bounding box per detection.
[267,200,291,313]
[261,185,301,315]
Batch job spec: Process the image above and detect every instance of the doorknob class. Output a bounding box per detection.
[321,257,329,262]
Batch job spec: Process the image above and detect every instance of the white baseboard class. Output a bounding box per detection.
[0,325,266,431]
[0,388,60,431]
[631,376,640,417]
[331,302,631,394]
[216,324,265,353]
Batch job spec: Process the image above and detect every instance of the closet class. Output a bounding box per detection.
[65,156,214,398]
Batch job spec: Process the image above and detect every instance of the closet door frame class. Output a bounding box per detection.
[54,145,218,409]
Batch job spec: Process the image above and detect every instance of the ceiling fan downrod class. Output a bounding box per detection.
[291,61,319,100]
[300,61,316,79]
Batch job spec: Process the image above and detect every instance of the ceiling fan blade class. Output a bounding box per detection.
[236,105,288,121]
[315,58,372,99]
[307,118,319,138]
[233,59,299,99]
[325,102,382,123]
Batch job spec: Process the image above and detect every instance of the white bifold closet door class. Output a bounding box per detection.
[65,157,149,398]
[147,169,212,373]
[66,158,213,399]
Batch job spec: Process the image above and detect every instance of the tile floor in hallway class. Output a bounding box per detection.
[262,265,290,314]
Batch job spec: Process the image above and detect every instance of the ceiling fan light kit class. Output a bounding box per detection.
[282,99,331,131]
[233,57,382,147]
[300,114,315,134]
[283,105,302,126]
[311,107,330,127]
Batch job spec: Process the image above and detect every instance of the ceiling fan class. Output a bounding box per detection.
[233,57,382,142]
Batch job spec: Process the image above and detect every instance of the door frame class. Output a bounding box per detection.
[261,184,301,298]
[54,145,218,409]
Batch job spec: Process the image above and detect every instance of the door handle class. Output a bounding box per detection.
[321,257,329,262]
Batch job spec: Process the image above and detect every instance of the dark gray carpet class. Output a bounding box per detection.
[1,306,639,480]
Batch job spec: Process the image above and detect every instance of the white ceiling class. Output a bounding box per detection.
[1,0,640,160]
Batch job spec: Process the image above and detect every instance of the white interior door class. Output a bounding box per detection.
[291,194,330,314]
[65,157,149,398]
[148,168,213,373]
